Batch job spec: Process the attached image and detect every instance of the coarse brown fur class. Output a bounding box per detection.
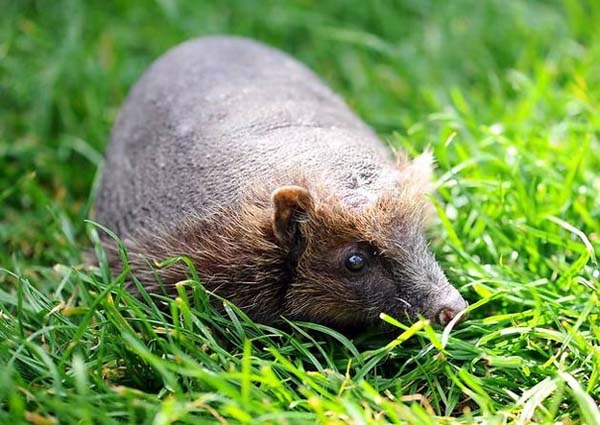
[103,170,438,329]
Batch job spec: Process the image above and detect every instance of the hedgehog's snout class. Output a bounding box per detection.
[430,286,468,326]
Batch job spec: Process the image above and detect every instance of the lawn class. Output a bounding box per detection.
[1,0,599,423]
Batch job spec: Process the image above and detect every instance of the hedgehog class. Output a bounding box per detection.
[95,36,467,330]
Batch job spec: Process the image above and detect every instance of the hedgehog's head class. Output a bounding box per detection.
[271,151,467,330]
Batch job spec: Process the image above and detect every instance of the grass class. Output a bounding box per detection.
[1,0,599,423]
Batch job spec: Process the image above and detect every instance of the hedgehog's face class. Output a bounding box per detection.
[270,153,467,330]
[286,237,401,328]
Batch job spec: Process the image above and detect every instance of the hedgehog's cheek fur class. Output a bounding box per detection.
[280,278,383,328]
[278,253,402,328]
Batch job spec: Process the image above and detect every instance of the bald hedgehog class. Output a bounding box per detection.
[95,36,467,330]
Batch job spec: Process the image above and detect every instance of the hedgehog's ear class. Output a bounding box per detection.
[397,149,435,195]
[271,185,313,249]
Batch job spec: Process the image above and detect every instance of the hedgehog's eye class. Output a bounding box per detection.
[345,253,367,272]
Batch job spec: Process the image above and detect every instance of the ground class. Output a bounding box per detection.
[1,0,599,423]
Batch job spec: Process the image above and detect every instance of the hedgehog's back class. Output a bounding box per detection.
[95,36,397,237]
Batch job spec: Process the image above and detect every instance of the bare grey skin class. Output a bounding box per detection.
[95,36,467,331]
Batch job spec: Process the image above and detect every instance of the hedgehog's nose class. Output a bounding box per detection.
[433,291,468,326]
